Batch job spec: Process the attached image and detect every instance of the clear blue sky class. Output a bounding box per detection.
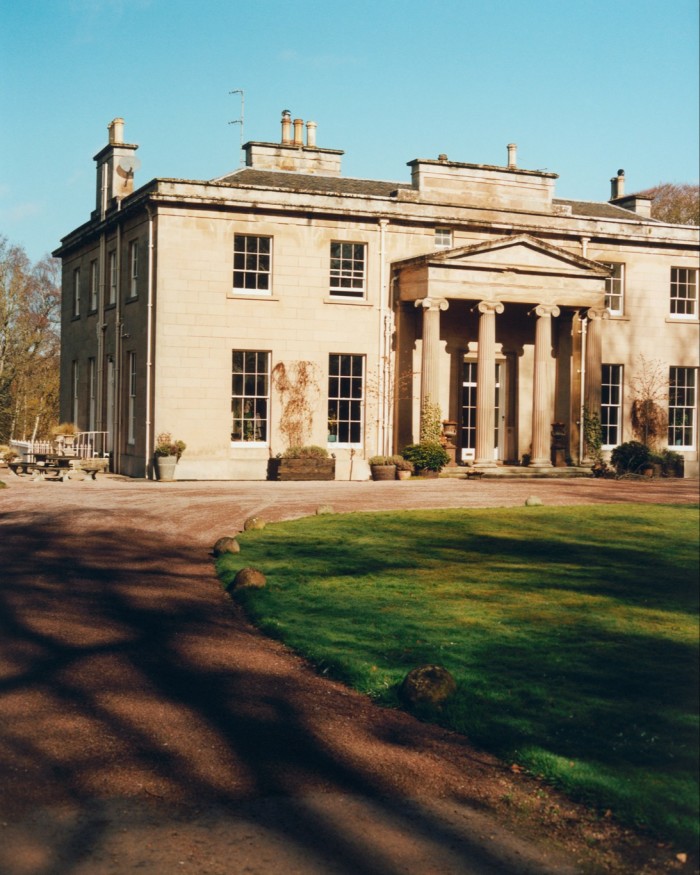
[1,0,698,263]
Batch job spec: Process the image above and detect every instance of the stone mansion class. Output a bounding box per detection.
[55,113,699,479]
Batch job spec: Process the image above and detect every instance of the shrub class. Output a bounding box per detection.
[610,440,651,475]
[402,441,450,472]
[281,445,329,459]
[390,455,414,472]
[368,455,393,466]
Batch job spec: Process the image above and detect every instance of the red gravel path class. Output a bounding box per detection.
[0,473,697,874]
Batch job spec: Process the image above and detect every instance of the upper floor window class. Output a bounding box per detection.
[328,354,364,445]
[604,263,625,315]
[128,240,139,299]
[231,350,270,443]
[670,267,697,318]
[89,260,98,311]
[72,268,81,317]
[108,251,117,306]
[668,367,696,449]
[435,228,453,250]
[233,235,271,293]
[601,364,623,447]
[330,242,366,297]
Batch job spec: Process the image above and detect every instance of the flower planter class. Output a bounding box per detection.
[268,458,336,481]
[155,456,178,481]
[370,464,397,481]
[396,469,412,480]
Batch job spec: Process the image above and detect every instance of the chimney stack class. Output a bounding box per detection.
[610,169,625,200]
[507,143,517,169]
[306,120,317,148]
[281,110,292,144]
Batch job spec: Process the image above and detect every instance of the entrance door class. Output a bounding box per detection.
[460,361,504,461]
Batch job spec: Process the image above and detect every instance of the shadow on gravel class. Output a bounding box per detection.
[0,510,559,875]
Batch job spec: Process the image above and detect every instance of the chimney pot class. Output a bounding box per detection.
[293,118,304,146]
[281,110,292,144]
[438,153,448,162]
[108,117,125,145]
[306,120,317,148]
[507,143,517,169]
[610,169,625,200]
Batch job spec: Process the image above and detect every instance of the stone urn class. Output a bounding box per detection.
[155,455,177,481]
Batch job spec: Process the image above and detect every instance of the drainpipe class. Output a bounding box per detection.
[114,224,122,473]
[145,205,155,478]
[376,219,389,455]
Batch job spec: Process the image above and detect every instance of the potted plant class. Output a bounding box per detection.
[154,432,186,481]
[327,416,338,443]
[392,455,414,480]
[369,455,396,481]
[269,445,335,481]
[401,441,450,477]
[610,440,651,477]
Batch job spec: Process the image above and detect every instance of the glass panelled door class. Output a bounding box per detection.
[460,361,503,461]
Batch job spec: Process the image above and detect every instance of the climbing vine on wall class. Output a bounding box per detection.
[271,360,321,450]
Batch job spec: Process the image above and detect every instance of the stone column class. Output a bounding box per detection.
[474,301,504,467]
[582,306,609,463]
[530,303,560,467]
[415,297,449,416]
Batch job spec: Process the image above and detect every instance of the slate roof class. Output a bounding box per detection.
[214,168,410,198]
[553,198,657,221]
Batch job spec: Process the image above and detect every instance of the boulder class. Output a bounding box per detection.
[316,504,334,515]
[243,516,266,531]
[212,536,240,556]
[399,664,456,708]
[525,495,543,507]
[232,567,267,590]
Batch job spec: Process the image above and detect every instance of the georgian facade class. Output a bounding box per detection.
[55,114,699,479]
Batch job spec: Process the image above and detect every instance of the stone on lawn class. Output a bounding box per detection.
[212,536,240,556]
[525,495,543,507]
[316,504,334,515]
[399,664,456,708]
[232,567,267,590]
[243,516,266,531]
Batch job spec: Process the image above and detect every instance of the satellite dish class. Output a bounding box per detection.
[116,156,142,178]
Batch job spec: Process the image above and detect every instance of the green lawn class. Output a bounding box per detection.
[217,504,699,845]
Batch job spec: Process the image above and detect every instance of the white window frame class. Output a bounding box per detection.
[435,228,453,250]
[668,366,696,450]
[604,263,625,316]
[670,267,697,319]
[108,251,117,306]
[128,240,139,299]
[88,357,96,431]
[127,352,136,445]
[72,267,81,317]
[231,350,270,445]
[329,241,366,298]
[90,260,98,311]
[328,354,364,446]
[233,235,272,294]
[601,364,623,448]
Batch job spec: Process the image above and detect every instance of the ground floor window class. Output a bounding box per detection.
[328,354,364,445]
[127,352,136,444]
[601,364,622,448]
[231,350,269,443]
[460,361,501,460]
[668,367,696,449]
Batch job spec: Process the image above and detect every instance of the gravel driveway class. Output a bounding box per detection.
[0,473,697,874]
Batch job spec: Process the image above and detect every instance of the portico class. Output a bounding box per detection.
[393,234,610,468]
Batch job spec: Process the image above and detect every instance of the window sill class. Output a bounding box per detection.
[606,314,629,321]
[227,292,278,301]
[666,316,699,324]
[324,296,372,306]
[230,441,269,448]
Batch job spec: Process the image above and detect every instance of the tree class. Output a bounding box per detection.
[630,355,667,450]
[638,182,699,225]
[0,237,61,444]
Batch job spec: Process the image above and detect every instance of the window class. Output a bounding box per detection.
[435,228,453,250]
[330,242,366,297]
[601,364,623,447]
[128,240,139,298]
[231,351,269,442]
[328,354,364,444]
[108,251,117,305]
[72,268,81,317]
[88,357,96,431]
[127,352,136,444]
[90,260,98,311]
[670,268,697,318]
[233,235,271,293]
[71,360,79,424]
[668,367,696,449]
[604,263,625,315]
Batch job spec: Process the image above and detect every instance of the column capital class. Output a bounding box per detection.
[534,303,560,318]
[415,296,449,312]
[477,300,504,315]
[586,306,609,321]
